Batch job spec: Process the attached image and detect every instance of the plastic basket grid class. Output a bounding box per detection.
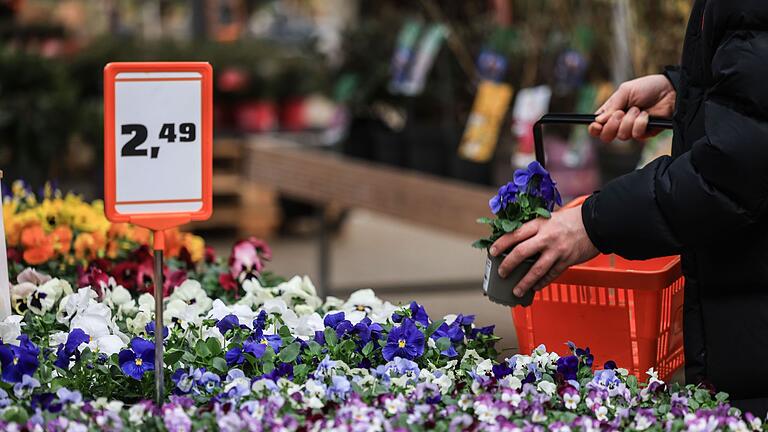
[511,255,685,381]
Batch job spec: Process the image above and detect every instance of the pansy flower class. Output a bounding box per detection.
[391,302,430,327]
[0,335,40,383]
[54,328,90,369]
[118,337,155,380]
[383,319,425,361]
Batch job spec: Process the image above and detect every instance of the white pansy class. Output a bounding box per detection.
[127,310,153,335]
[0,315,24,345]
[104,285,137,318]
[500,374,522,390]
[201,326,225,345]
[49,331,69,347]
[277,276,322,311]
[169,280,212,314]
[128,404,148,425]
[138,293,155,313]
[290,312,324,341]
[93,334,125,356]
[476,359,493,376]
[165,298,203,329]
[538,380,557,396]
[323,296,344,309]
[11,282,35,310]
[208,299,257,328]
[68,302,125,355]
[57,287,98,324]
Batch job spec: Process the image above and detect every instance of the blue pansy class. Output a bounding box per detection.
[30,392,61,413]
[199,371,221,393]
[145,321,169,339]
[430,321,464,357]
[513,161,562,210]
[56,388,82,405]
[391,302,430,327]
[382,319,425,361]
[556,355,580,381]
[326,375,351,400]
[323,312,346,328]
[13,374,40,398]
[455,314,476,326]
[216,314,242,335]
[489,182,519,214]
[253,310,268,331]
[492,362,513,378]
[324,312,354,338]
[118,337,155,380]
[352,317,383,345]
[171,367,203,394]
[575,347,594,368]
[54,329,90,369]
[604,360,617,370]
[261,362,293,381]
[470,325,495,339]
[0,335,40,383]
[390,357,420,376]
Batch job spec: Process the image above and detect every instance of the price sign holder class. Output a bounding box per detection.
[103,62,213,405]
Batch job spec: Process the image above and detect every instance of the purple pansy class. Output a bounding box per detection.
[0,335,40,383]
[54,328,90,369]
[118,337,155,380]
[382,319,425,361]
[556,355,579,381]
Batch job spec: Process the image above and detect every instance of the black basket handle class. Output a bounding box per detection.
[533,113,674,168]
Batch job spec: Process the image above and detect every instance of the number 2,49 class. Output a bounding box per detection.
[121,122,196,158]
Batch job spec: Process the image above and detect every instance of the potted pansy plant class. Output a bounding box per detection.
[473,161,562,306]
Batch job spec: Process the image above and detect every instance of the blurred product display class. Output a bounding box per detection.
[0,0,691,235]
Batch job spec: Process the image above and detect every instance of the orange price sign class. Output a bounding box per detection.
[104,62,213,236]
[103,62,213,404]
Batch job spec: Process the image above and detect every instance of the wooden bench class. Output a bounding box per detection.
[244,137,496,296]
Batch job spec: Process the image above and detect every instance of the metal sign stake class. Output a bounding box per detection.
[153,231,165,406]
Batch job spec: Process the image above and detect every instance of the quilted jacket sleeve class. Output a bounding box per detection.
[581,26,768,259]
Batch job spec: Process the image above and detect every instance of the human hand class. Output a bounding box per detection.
[588,74,676,142]
[489,206,599,297]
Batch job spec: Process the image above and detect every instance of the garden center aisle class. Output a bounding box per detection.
[211,209,520,352]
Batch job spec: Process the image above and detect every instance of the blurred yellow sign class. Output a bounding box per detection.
[458,81,513,163]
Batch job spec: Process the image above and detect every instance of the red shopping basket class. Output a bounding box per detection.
[512,114,684,381]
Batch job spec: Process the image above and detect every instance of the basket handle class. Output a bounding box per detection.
[533,113,674,168]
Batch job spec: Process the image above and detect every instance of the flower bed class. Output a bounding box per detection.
[0,186,763,431]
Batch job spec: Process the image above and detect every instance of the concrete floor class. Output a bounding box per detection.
[216,209,520,352]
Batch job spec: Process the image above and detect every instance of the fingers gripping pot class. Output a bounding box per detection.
[482,113,673,307]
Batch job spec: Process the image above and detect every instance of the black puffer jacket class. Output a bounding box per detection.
[582,0,768,414]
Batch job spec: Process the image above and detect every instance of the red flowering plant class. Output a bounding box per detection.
[193,237,284,301]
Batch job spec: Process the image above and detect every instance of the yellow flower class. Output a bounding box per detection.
[182,233,205,263]
[73,232,106,261]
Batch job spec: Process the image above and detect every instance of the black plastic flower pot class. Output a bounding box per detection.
[482,250,537,307]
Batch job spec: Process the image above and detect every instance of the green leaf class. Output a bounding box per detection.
[195,340,211,358]
[278,342,301,363]
[278,325,292,339]
[476,217,493,224]
[626,374,638,391]
[500,220,516,232]
[206,338,222,356]
[425,319,445,338]
[694,388,710,403]
[362,341,374,356]
[165,350,184,365]
[324,327,339,347]
[535,208,551,218]
[308,341,322,356]
[435,337,451,352]
[715,392,729,403]
[211,357,227,373]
